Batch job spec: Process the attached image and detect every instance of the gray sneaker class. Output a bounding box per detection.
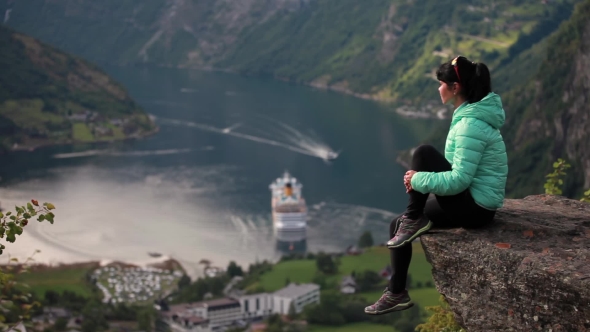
[391,216,403,236]
[386,215,432,249]
[364,288,413,315]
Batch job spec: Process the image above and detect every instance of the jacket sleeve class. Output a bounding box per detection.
[411,120,487,196]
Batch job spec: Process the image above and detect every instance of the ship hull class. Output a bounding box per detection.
[272,211,307,242]
[269,171,307,243]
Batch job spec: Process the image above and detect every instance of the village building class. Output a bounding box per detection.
[160,283,320,331]
[163,298,242,331]
[272,283,320,315]
[238,292,273,320]
[340,275,357,294]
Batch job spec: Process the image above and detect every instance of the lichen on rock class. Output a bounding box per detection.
[420,195,590,332]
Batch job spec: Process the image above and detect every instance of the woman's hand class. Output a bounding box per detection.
[404,170,417,193]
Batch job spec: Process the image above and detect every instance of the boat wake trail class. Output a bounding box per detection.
[157,117,329,160]
[52,147,213,159]
[158,116,339,161]
[252,114,340,161]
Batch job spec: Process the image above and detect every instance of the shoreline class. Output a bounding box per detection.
[148,63,448,119]
[5,123,160,154]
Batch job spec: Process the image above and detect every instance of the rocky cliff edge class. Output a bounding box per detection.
[421,195,590,332]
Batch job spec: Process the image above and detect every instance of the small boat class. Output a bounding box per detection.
[325,151,339,160]
[148,252,162,258]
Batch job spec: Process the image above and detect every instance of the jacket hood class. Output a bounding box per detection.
[452,92,505,129]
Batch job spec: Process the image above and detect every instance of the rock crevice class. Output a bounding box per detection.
[420,195,590,332]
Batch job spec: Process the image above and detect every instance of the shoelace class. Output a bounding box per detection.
[380,292,403,304]
[398,219,419,235]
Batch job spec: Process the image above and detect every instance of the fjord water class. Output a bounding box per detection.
[0,67,437,275]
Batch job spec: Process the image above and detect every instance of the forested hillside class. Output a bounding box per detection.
[1,0,579,107]
[0,25,155,151]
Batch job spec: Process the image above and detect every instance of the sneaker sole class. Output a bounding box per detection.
[386,221,432,249]
[364,301,414,315]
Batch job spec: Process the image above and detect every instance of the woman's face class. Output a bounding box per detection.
[438,81,455,104]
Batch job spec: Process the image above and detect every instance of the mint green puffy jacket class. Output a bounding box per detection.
[410,92,508,210]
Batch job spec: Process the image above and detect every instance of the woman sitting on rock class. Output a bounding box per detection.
[365,55,508,315]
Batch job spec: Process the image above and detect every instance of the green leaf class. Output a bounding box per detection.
[6,232,16,243]
[45,213,54,224]
[23,213,31,219]
[27,203,34,212]
[44,203,56,210]
[9,215,16,221]
[6,211,11,216]
[37,215,45,222]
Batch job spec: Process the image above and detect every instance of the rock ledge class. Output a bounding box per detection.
[420,195,590,332]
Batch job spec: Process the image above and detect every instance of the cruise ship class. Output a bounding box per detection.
[269,171,307,243]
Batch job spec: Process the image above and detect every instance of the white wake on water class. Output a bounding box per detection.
[263,116,341,161]
[156,115,339,161]
[52,147,213,159]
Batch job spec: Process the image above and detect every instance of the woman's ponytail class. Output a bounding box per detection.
[466,62,492,103]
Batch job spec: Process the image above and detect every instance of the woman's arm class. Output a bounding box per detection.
[410,120,487,195]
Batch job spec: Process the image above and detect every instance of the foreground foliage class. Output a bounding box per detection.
[0,199,56,330]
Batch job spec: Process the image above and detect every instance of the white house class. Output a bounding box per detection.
[161,283,320,331]
[163,298,242,330]
[340,275,357,294]
[238,292,273,320]
[272,283,320,315]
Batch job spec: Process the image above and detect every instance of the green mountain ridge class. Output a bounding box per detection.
[1,0,589,197]
[0,24,156,152]
[1,0,578,105]
[501,0,590,198]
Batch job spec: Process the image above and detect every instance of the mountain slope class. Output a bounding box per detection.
[1,0,581,109]
[0,24,155,151]
[501,0,590,198]
[414,0,590,198]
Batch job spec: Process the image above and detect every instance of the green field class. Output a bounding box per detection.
[72,123,94,141]
[17,266,94,298]
[258,243,439,308]
[106,123,126,139]
[308,322,396,332]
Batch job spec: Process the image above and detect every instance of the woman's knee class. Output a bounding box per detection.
[412,144,437,158]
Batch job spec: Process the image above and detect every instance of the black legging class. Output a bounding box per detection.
[389,144,496,293]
